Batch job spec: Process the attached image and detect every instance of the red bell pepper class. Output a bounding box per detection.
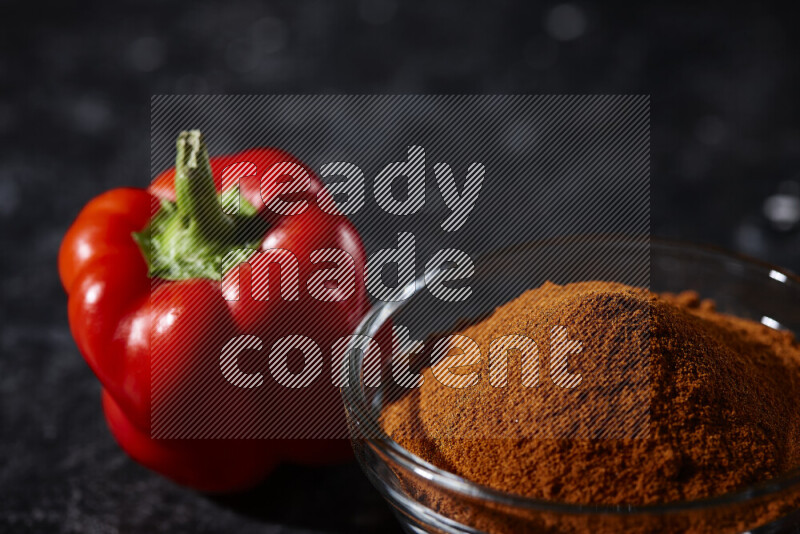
[59,131,368,492]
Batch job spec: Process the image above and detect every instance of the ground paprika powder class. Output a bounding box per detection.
[380,281,800,530]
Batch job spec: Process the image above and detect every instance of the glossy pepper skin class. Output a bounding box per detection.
[59,131,367,492]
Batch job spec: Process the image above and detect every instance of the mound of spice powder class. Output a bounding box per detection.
[380,281,800,505]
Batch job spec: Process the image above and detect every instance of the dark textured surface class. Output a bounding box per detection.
[2,1,800,533]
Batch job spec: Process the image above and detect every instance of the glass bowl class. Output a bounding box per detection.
[341,237,800,533]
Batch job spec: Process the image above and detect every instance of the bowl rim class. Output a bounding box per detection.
[342,236,800,516]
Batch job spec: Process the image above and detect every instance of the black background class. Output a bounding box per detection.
[2,1,800,533]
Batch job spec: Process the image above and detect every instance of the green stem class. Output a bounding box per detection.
[133,130,268,280]
[174,130,235,244]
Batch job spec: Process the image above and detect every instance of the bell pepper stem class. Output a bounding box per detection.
[174,130,234,243]
[133,131,268,280]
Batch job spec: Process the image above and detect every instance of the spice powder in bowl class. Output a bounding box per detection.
[380,281,800,510]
